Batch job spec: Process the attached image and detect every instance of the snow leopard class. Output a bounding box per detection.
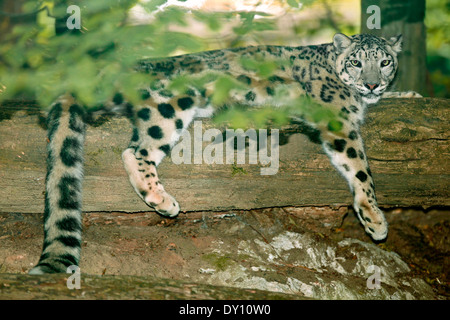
[29,33,421,274]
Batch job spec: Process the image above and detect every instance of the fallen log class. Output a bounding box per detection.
[0,273,302,300]
[0,98,448,213]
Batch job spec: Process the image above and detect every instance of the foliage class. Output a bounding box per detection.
[2,0,200,107]
[0,0,344,131]
[425,0,450,98]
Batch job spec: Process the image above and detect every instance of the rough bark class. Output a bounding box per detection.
[0,273,304,300]
[0,98,448,214]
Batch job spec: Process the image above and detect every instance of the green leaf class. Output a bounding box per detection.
[193,11,230,31]
[328,120,343,132]
[151,32,205,56]
[36,2,55,43]
[287,0,300,8]
[155,7,188,27]
[240,56,277,78]
[142,0,168,12]
[301,0,316,6]
[212,76,239,106]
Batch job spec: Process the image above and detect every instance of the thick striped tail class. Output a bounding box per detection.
[29,96,86,274]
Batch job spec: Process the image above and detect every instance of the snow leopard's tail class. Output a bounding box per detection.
[29,95,86,274]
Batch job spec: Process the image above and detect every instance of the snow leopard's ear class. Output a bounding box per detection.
[333,33,352,53]
[388,34,402,53]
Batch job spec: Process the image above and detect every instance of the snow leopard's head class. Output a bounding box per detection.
[333,33,402,104]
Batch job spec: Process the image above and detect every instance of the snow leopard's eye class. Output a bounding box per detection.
[350,59,361,67]
[381,59,391,67]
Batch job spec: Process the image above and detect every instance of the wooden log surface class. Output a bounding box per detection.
[0,98,448,214]
[0,273,302,300]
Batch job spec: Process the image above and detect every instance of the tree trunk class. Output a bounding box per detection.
[0,0,35,40]
[360,0,427,95]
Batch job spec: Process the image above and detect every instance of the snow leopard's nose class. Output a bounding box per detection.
[364,83,379,91]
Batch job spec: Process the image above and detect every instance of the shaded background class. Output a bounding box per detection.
[0,0,448,105]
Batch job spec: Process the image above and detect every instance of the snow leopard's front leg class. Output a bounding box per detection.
[122,147,180,217]
[121,98,198,217]
[321,127,388,241]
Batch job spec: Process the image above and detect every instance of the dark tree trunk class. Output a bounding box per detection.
[0,0,35,37]
[360,0,427,95]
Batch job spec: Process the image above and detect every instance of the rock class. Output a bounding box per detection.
[0,209,439,299]
[195,230,436,299]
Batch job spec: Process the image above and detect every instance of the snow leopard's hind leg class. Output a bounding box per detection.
[29,95,86,274]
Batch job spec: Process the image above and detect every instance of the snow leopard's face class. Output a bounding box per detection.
[333,33,402,104]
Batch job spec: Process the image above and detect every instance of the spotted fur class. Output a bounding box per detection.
[29,33,420,274]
